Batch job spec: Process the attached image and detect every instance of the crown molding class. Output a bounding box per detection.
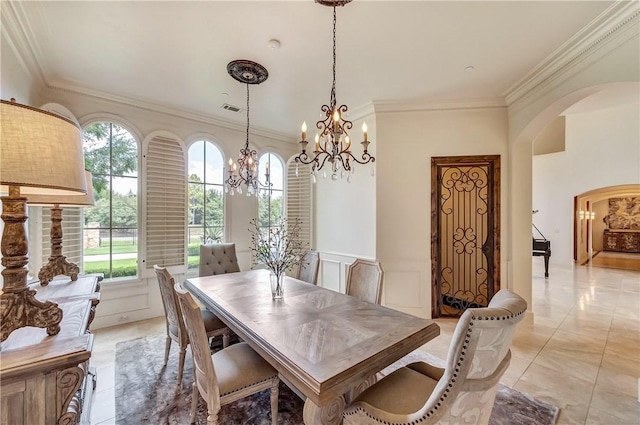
[372,97,506,114]
[504,1,640,106]
[1,1,46,88]
[346,101,375,122]
[43,83,295,143]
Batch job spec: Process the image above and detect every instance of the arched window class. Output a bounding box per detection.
[258,152,284,231]
[83,121,139,280]
[187,140,225,271]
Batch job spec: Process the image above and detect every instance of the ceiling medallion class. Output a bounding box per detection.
[224,60,271,196]
[227,60,269,85]
[294,0,375,183]
[315,0,352,6]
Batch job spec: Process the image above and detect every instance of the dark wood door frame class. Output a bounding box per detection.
[431,155,501,318]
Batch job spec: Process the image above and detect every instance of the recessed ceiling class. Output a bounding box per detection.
[11,1,615,136]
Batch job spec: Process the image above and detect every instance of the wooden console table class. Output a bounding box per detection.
[0,275,101,425]
[603,230,640,253]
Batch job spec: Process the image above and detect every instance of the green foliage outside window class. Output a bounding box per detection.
[82,121,138,280]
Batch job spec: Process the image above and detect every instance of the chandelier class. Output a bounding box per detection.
[294,0,375,183]
[225,60,271,196]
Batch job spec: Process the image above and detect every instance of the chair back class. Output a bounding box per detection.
[174,282,221,410]
[345,259,383,304]
[421,289,527,424]
[153,265,186,344]
[297,251,320,285]
[199,243,240,277]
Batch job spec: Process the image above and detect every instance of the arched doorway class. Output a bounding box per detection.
[575,185,640,270]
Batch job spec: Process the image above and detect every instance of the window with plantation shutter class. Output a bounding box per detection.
[145,135,186,270]
[286,158,313,248]
[41,207,83,271]
[258,152,284,233]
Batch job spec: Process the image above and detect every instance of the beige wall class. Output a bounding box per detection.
[375,107,509,318]
[533,116,565,155]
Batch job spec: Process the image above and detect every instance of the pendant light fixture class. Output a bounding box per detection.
[294,0,375,183]
[225,60,271,196]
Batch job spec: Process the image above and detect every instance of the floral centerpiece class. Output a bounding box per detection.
[248,217,308,298]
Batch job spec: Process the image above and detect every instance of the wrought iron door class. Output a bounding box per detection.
[431,155,500,317]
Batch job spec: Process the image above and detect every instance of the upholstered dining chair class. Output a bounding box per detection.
[199,243,241,276]
[174,283,280,425]
[297,250,320,285]
[153,265,230,382]
[343,289,527,425]
[345,259,384,304]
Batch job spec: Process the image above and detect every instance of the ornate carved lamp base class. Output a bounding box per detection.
[0,188,63,343]
[0,289,62,342]
[39,205,80,285]
[38,255,80,286]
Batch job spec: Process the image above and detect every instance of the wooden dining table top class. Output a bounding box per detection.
[184,269,440,407]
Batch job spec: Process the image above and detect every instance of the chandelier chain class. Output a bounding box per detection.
[245,84,250,148]
[331,6,337,109]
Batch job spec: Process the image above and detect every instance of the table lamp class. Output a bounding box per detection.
[27,170,95,285]
[1,99,87,343]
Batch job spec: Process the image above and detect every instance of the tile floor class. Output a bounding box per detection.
[89,260,640,425]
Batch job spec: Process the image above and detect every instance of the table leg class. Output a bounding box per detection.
[303,395,346,425]
[343,374,378,405]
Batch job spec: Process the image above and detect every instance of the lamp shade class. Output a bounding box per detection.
[1,99,87,196]
[26,170,95,207]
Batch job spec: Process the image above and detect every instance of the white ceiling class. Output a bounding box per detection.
[13,1,616,136]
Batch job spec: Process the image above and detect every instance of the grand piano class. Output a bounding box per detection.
[532,220,551,278]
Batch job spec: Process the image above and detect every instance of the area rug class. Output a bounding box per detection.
[115,334,559,425]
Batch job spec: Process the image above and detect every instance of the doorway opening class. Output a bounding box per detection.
[574,184,640,271]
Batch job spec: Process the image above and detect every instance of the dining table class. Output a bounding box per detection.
[184,269,440,425]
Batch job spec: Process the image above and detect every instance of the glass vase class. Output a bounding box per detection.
[270,272,284,300]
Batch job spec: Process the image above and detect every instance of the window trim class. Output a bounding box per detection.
[185,137,228,275]
[80,115,142,283]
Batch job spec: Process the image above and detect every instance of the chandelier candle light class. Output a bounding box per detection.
[294,0,375,183]
[225,60,272,196]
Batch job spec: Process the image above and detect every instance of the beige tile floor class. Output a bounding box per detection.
[89,260,640,425]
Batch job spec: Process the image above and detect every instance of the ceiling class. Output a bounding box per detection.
[10,1,616,137]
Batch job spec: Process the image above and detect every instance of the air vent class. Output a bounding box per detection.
[221,103,242,113]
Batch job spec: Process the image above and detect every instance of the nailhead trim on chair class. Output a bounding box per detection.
[344,306,525,425]
[219,375,277,397]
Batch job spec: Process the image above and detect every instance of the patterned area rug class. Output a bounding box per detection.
[115,334,559,425]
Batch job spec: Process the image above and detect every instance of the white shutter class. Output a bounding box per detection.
[145,135,186,269]
[286,158,313,248]
[40,207,83,270]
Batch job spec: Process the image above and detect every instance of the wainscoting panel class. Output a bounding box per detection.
[319,259,342,293]
[382,261,430,318]
[92,278,163,329]
[316,252,374,294]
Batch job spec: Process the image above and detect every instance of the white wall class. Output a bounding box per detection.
[375,106,510,318]
[533,101,640,265]
[0,35,40,105]
[314,115,377,293]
